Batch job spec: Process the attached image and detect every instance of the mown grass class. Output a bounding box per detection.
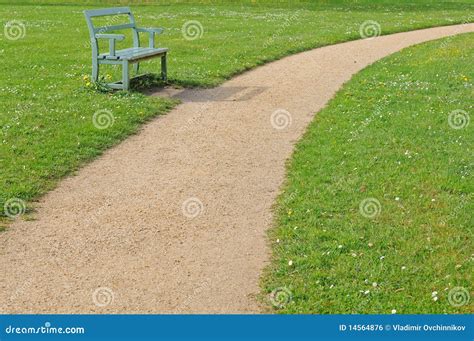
[1,1,473,222]
[263,33,473,314]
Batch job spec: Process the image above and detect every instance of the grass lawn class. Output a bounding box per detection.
[263,33,473,314]
[0,0,474,220]
[0,0,473,222]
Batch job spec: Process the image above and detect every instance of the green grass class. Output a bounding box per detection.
[263,33,473,314]
[1,0,473,221]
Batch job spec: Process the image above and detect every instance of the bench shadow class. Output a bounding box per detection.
[146,85,268,103]
[134,73,268,102]
[130,74,167,92]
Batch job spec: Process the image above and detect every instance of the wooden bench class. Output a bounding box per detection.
[84,7,168,90]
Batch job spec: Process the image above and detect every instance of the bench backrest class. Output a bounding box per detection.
[84,7,139,57]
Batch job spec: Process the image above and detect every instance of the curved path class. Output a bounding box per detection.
[1,24,473,313]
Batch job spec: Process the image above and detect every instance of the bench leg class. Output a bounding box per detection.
[122,61,130,91]
[133,62,140,75]
[161,54,167,81]
[92,61,99,82]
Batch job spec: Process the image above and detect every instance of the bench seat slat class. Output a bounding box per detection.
[99,47,168,61]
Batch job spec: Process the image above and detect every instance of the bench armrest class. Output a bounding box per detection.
[95,34,125,57]
[135,27,164,48]
[135,27,164,34]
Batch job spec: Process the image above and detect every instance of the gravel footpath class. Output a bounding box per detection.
[1,24,472,313]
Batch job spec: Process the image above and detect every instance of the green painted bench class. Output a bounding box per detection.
[84,7,168,90]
